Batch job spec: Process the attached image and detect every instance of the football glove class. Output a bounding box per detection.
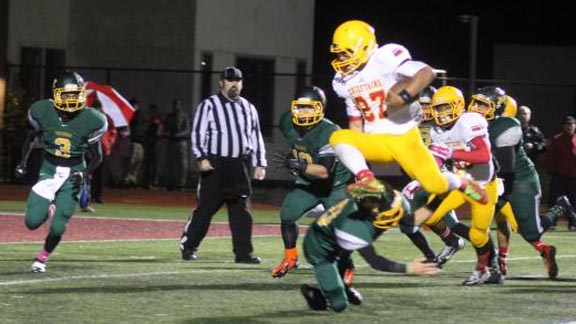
[14,163,27,179]
[70,170,87,187]
[273,152,308,176]
[429,143,453,161]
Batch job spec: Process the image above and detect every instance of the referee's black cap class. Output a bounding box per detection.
[221,67,243,81]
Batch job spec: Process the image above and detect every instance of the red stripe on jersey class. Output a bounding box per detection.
[471,125,484,132]
[392,48,404,56]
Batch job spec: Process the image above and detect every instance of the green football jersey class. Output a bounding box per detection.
[310,198,376,252]
[28,100,107,162]
[278,110,298,145]
[418,120,435,147]
[279,117,351,189]
[488,116,535,179]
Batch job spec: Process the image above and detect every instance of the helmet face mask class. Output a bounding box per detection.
[431,86,465,126]
[291,86,326,127]
[358,191,404,230]
[330,20,377,76]
[467,86,506,120]
[52,71,87,113]
[419,86,437,121]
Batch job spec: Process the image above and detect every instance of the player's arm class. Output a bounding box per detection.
[493,145,516,195]
[387,64,436,111]
[84,142,103,175]
[20,129,39,166]
[14,129,40,178]
[358,244,438,275]
[305,155,336,179]
[452,136,492,164]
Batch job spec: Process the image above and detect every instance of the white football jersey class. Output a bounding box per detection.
[430,112,494,183]
[332,44,423,135]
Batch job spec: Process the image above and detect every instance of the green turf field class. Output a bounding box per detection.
[1,200,576,324]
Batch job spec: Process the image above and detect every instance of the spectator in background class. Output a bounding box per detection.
[164,99,191,191]
[517,105,547,162]
[124,99,144,188]
[545,115,576,230]
[143,103,163,189]
[179,66,267,263]
[107,126,132,188]
[90,100,117,204]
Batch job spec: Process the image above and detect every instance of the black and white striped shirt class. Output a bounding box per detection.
[191,93,267,167]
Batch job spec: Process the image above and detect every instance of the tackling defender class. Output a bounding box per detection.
[272,86,351,278]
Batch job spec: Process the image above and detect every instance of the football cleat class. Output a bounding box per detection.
[271,258,299,278]
[345,287,363,306]
[484,267,505,285]
[31,259,46,273]
[555,195,576,226]
[300,284,328,311]
[181,247,198,261]
[541,245,558,280]
[462,269,491,286]
[347,175,385,199]
[436,237,465,268]
[459,177,488,204]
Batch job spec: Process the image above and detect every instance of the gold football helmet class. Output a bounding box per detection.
[502,95,517,117]
[431,86,465,126]
[330,20,377,76]
[467,86,507,120]
[291,86,326,127]
[52,70,87,112]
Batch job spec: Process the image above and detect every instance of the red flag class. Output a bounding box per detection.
[85,81,135,127]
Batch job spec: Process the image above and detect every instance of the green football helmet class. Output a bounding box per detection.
[467,86,507,120]
[52,70,87,112]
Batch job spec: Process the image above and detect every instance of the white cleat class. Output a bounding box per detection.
[31,260,46,273]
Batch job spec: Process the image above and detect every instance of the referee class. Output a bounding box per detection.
[179,67,267,263]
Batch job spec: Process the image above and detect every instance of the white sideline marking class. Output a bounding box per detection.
[0,234,281,245]
[0,269,247,287]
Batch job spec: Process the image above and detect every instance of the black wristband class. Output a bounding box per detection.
[398,89,415,104]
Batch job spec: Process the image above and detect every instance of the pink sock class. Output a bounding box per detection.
[35,249,50,262]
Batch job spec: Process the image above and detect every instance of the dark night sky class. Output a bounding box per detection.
[313,0,573,77]
[311,0,573,124]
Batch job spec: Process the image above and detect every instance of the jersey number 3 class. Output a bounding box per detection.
[54,138,72,158]
[353,89,387,122]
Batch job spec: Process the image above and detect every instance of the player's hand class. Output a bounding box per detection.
[407,257,440,276]
[70,170,86,188]
[429,143,453,161]
[14,163,27,179]
[273,152,307,175]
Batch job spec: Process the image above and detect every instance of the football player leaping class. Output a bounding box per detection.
[327,20,488,214]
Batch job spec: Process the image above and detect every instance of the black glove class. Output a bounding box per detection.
[70,170,87,188]
[273,152,308,175]
[14,163,27,179]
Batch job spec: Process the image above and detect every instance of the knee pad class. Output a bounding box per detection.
[469,227,489,248]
